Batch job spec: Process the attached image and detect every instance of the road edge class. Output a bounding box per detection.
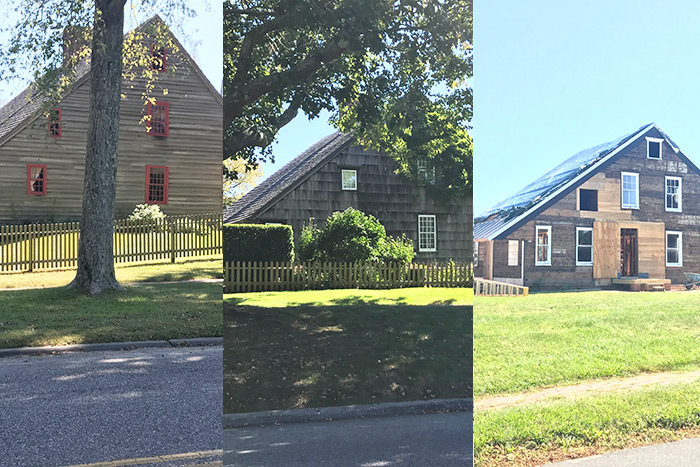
[223,397,473,428]
[0,337,223,358]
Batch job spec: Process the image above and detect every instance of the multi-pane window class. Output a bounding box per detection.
[27,164,47,195]
[151,45,167,72]
[665,176,682,212]
[418,215,437,252]
[341,169,357,190]
[147,101,169,136]
[666,231,682,267]
[48,108,62,137]
[647,137,663,159]
[146,165,168,204]
[535,225,551,266]
[576,227,593,266]
[621,172,639,209]
[418,159,436,184]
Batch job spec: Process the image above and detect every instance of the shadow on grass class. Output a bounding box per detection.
[223,303,473,414]
[226,295,459,307]
[0,282,222,348]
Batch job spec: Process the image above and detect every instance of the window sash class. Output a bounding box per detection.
[418,215,436,252]
[145,165,168,204]
[665,177,682,212]
[646,137,663,159]
[151,45,167,72]
[27,164,47,195]
[535,226,551,266]
[341,169,357,190]
[576,227,593,265]
[147,101,169,136]
[666,231,682,267]
[48,108,61,137]
[621,172,639,209]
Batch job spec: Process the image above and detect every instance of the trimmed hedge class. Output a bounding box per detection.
[223,223,294,263]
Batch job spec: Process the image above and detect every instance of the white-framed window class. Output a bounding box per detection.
[646,137,663,160]
[535,225,551,266]
[666,231,682,267]
[621,172,639,209]
[576,227,593,266]
[341,169,357,190]
[508,240,519,266]
[474,244,478,267]
[418,159,436,184]
[418,215,437,252]
[665,176,682,212]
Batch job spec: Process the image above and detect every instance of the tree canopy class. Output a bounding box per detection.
[225,0,472,195]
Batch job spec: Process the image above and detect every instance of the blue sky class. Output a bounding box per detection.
[473,0,700,215]
[0,0,222,101]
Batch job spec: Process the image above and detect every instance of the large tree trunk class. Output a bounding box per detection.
[69,0,127,294]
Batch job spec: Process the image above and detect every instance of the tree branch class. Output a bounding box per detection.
[226,7,275,18]
[224,94,303,158]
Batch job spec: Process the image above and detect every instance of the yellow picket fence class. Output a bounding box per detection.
[0,212,222,273]
[474,278,529,297]
[224,261,473,293]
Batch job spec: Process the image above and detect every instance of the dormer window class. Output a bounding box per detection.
[647,137,663,160]
[48,108,61,137]
[151,45,166,72]
[147,101,169,136]
[341,169,357,190]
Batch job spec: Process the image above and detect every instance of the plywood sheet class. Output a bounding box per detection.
[593,221,620,279]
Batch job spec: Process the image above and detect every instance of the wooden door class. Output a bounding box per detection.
[620,228,638,277]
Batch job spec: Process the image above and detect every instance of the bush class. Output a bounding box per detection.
[128,204,166,222]
[298,207,415,263]
[224,224,294,263]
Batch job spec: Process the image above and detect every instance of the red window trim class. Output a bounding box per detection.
[147,101,169,137]
[48,108,62,138]
[27,164,47,196]
[150,44,167,72]
[145,165,169,204]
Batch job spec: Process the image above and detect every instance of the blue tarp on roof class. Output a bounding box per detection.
[477,123,652,221]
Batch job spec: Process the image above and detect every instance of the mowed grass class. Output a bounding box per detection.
[0,282,222,348]
[224,288,472,413]
[225,287,473,307]
[475,379,700,467]
[475,291,700,396]
[0,257,222,289]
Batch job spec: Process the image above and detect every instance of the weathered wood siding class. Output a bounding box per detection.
[254,144,472,262]
[0,40,222,223]
[496,129,700,286]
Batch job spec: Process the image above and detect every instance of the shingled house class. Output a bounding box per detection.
[474,123,700,289]
[224,132,472,262]
[0,16,222,223]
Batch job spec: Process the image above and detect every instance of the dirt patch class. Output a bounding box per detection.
[476,368,700,411]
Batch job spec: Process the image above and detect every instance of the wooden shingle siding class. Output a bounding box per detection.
[255,144,472,262]
[0,36,221,223]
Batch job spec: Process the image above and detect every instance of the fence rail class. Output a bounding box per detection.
[224,261,473,293]
[0,213,222,273]
[474,278,529,297]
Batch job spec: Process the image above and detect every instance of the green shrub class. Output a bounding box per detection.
[298,207,415,263]
[224,224,294,263]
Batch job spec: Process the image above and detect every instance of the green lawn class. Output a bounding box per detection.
[475,291,700,396]
[226,287,473,307]
[475,379,700,467]
[0,281,222,348]
[0,257,221,289]
[224,288,472,413]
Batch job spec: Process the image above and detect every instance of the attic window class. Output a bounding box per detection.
[147,101,169,136]
[418,159,436,184]
[579,189,598,211]
[151,45,166,72]
[146,165,168,204]
[341,169,357,190]
[48,108,62,137]
[27,164,47,195]
[647,137,663,159]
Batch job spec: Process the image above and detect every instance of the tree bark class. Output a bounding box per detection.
[69,0,127,294]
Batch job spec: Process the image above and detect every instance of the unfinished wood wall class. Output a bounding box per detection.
[255,145,473,262]
[0,39,222,223]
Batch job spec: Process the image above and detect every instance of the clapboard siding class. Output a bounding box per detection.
[254,145,472,262]
[0,37,221,223]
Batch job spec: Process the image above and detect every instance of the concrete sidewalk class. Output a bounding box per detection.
[547,438,700,466]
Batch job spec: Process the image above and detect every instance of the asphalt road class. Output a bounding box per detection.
[224,410,473,466]
[0,346,222,467]
[547,438,700,466]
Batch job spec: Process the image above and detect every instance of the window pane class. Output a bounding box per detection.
[667,234,678,249]
[578,246,592,263]
[667,249,679,264]
[579,229,592,246]
[648,141,660,158]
